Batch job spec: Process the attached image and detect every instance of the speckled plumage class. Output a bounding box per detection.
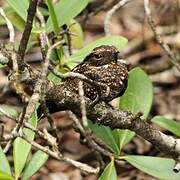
[63,45,129,102]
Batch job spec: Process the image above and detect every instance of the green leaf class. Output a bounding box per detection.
[123,155,180,180]
[46,0,89,32]
[6,0,40,33]
[0,171,13,180]
[6,0,29,21]
[0,146,11,175]
[7,11,25,32]
[68,19,84,49]
[112,129,135,151]
[152,116,180,137]
[0,64,6,68]
[47,72,61,85]
[99,159,117,180]
[13,111,38,179]
[46,0,59,35]
[0,105,19,118]
[22,150,48,180]
[119,67,153,119]
[65,36,128,68]
[88,121,120,155]
[117,68,153,150]
[46,0,65,63]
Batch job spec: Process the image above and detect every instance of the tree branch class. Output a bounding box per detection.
[18,0,39,65]
[2,47,180,161]
[144,0,180,72]
[46,83,180,160]
[104,0,133,35]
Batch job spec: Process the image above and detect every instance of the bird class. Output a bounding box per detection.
[63,45,129,103]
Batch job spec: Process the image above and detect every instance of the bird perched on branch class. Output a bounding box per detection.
[63,45,129,103]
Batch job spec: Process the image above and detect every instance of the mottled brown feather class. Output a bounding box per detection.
[63,45,129,102]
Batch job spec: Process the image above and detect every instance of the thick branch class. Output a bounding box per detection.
[46,83,180,159]
[1,48,180,159]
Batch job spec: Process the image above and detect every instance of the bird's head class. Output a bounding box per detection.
[83,45,123,66]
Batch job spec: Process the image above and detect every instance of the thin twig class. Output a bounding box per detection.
[23,41,64,122]
[104,0,132,35]
[37,8,50,60]
[0,8,15,43]
[0,125,4,141]
[144,0,180,71]
[1,133,17,142]
[0,109,75,172]
[0,108,80,172]
[49,64,108,96]
[37,14,61,144]
[1,121,99,174]
[41,101,61,144]
[122,25,177,56]
[0,108,59,147]
[19,133,99,174]
[78,81,88,127]
[3,40,64,152]
[68,111,113,157]
[3,105,27,153]
[79,0,121,23]
[15,40,64,137]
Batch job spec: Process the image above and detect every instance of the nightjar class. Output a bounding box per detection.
[63,45,129,103]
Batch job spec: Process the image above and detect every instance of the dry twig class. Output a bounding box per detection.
[104,0,133,35]
[68,111,112,157]
[19,133,99,174]
[144,0,180,71]
[78,81,88,127]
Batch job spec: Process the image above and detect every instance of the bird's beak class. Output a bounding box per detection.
[117,52,123,59]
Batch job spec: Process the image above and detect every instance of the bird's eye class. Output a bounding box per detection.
[94,54,102,59]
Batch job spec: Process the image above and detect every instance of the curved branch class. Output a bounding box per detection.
[46,83,180,160]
